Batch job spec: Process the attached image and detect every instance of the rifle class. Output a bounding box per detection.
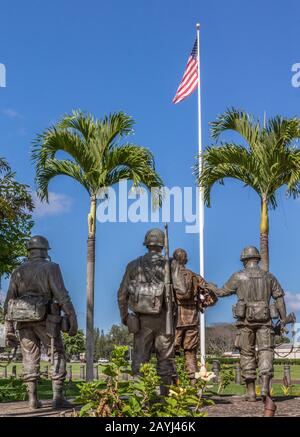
[274,312,296,336]
[164,223,174,336]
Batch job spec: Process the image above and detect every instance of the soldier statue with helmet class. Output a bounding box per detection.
[4,235,78,409]
[118,228,186,395]
[172,248,218,384]
[215,245,295,415]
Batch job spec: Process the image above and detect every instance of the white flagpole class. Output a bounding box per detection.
[196,23,206,369]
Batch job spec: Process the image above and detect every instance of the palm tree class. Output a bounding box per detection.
[196,108,300,271]
[32,111,163,381]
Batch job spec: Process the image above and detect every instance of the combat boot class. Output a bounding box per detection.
[26,382,42,409]
[245,380,256,402]
[52,381,72,409]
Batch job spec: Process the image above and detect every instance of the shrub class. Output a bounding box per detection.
[76,346,213,417]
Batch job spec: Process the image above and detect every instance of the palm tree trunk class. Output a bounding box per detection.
[86,195,96,381]
[260,196,269,272]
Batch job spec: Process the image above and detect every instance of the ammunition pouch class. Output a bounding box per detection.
[126,313,140,334]
[232,300,246,319]
[246,301,270,323]
[128,280,164,315]
[46,314,62,338]
[6,295,49,322]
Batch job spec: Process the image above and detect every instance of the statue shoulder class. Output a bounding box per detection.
[125,256,142,272]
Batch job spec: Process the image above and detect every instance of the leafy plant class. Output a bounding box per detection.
[0,377,27,402]
[217,364,235,394]
[75,346,213,417]
[280,384,291,396]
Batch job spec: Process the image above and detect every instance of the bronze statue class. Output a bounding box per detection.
[4,235,78,409]
[173,248,217,384]
[215,246,294,415]
[118,228,186,395]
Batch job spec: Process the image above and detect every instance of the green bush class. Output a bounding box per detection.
[0,377,26,402]
[76,346,213,417]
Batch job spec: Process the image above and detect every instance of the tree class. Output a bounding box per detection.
[62,329,85,359]
[206,323,237,356]
[32,111,163,380]
[196,109,300,271]
[0,158,34,277]
[93,324,133,360]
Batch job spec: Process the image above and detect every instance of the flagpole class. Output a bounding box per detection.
[196,23,206,369]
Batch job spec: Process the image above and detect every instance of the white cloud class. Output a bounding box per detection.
[2,108,23,119]
[285,291,300,311]
[33,192,73,217]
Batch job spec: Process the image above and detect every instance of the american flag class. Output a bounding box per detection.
[173,39,198,104]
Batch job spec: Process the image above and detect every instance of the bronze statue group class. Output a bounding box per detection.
[3,229,295,416]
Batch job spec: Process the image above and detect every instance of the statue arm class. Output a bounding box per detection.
[3,273,18,316]
[270,276,287,320]
[48,263,76,316]
[215,274,238,297]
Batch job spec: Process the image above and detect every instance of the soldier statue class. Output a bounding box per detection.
[172,248,217,384]
[4,236,78,409]
[118,228,186,395]
[215,246,291,413]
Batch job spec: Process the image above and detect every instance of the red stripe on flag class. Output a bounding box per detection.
[173,40,198,104]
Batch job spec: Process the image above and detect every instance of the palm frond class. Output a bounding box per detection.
[195,143,261,206]
[97,112,134,148]
[57,110,97,141]
[35,159,92,201]
[266,116,300,147]
[32,127,95,174]
[211,108,260,148]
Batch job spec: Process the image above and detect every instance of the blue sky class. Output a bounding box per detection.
[1,0,300,331]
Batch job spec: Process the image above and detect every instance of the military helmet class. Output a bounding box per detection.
[143,228,165,247]
[173,248,188,264]
[240,246,261,262]
[26,235,51,251]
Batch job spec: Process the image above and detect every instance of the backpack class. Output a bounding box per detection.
[6,294,49,322]
[127,257,165,315]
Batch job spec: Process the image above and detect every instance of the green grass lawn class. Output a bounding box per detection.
[208,382,300,397]
[1,362,300,402]
[0,377,82,402]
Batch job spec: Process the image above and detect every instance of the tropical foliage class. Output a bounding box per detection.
[196,108,300,270]
[0,158,34,277]
[76,346,212,417]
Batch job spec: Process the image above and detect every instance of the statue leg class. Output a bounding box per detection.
[256,325,276,416]
[237,326,257,401]
[174,328,183,356]
[131,315,154,376]
[183,328,199,384]
[18,324,42,409]
[36,323,68,408]
[155,316,176,396]
[256,326,275,396]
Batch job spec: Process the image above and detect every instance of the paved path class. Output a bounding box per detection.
[0,400,80,417]
[202,395,300,417]
[1,396,300,417]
